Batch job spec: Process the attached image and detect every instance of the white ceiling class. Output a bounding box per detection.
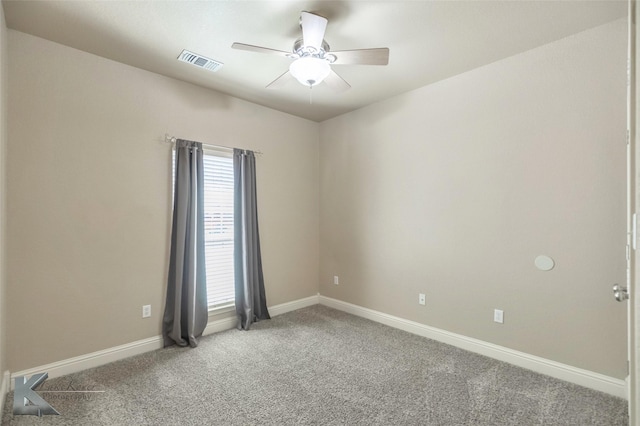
[2,0,627,122]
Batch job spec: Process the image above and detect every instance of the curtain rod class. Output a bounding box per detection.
[164,134,263,155]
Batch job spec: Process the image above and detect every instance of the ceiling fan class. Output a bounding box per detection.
[231,11,389,92]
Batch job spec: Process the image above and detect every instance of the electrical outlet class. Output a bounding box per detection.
[418,293,426,306]
[494,309,504,324]
[333,276,339,285]
[142,305,151,318]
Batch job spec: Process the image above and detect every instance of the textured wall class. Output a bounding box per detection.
[7,31,319,372]
[319,19,628,378]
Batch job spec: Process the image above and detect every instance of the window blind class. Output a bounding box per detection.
[203,152,235,309]
[172,148,235,310]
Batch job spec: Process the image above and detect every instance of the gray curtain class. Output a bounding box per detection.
[163,140,208,347]
[234,149,270,330]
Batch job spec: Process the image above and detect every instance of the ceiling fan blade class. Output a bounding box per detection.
[331,48,390,65]
[300,11,328,50]
[231,42,290,57]
[266,70,295,89]
[324,69,351,92]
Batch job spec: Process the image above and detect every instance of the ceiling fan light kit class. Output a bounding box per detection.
[231,11,389,92]
[289,56,331,87]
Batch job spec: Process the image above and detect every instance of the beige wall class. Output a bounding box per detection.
[7,30,319,372]
[0,2,7,379]
[319,19,628,379]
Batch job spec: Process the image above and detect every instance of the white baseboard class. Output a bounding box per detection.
[268,294,320,317]
[11,336,164,388]
[203,315,238,336]
[10,294,321,388]
[203,294,320,335]
[319,295,627,399]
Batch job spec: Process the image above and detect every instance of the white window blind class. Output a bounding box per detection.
[173,148,235,310]
[202,151,235,309]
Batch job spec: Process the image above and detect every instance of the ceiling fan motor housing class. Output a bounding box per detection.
[291,38,337,63]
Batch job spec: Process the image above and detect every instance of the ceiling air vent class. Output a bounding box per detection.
[178,50,223,72]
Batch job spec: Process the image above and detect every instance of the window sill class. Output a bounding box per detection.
[208,303,234,317]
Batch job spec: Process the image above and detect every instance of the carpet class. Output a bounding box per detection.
[1,305,629,425]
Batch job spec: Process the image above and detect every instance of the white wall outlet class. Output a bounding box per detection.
[333,276,339,285]
[142,305,151,318]
[418,293,426,305]
[494,309,504,324]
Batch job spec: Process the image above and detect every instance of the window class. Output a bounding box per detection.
[173,148,235,310]
[202,151,234,309]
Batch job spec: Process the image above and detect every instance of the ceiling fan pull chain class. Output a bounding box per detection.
[309,86,313,105]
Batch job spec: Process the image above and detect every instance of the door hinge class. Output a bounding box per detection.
[613,284,630,302]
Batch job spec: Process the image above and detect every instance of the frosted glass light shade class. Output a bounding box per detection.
[289,57,331,87]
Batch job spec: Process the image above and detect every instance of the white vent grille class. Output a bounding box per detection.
[178,50,223,72]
